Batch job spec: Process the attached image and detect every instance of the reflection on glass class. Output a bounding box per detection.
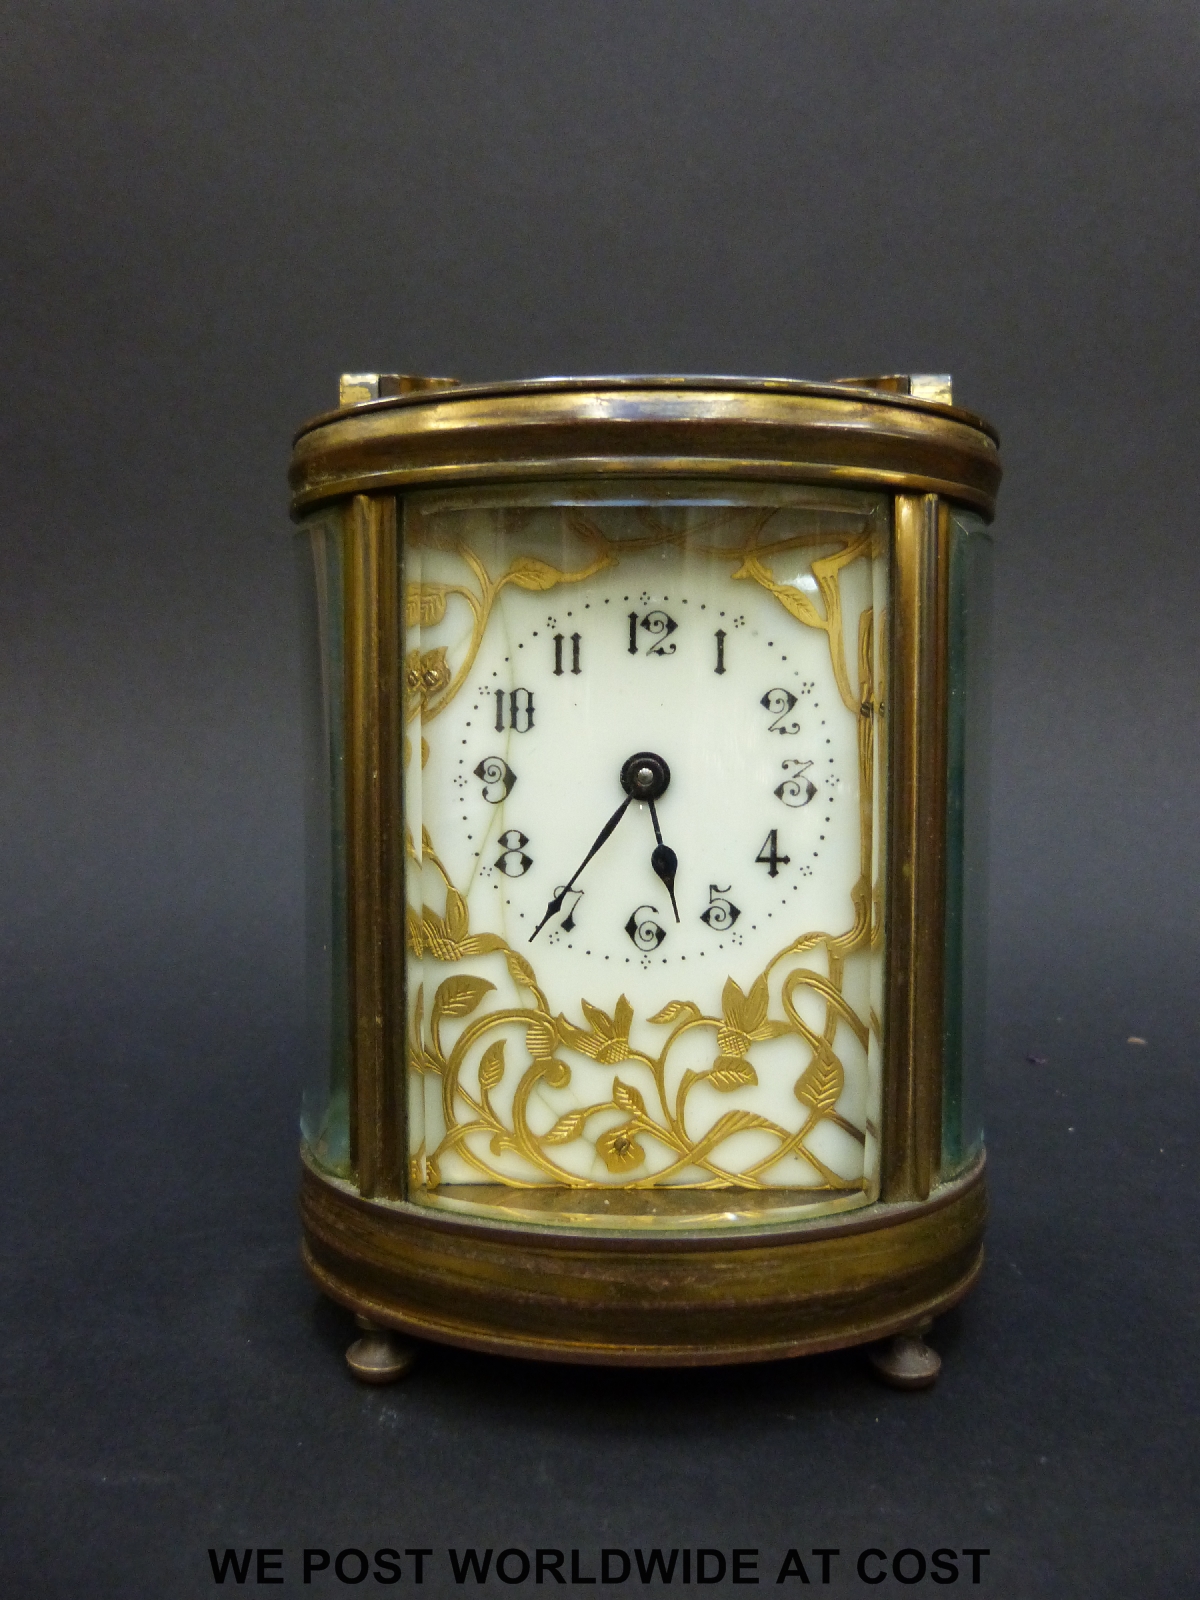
[942,513,993,1174]
[298,510,350,1175]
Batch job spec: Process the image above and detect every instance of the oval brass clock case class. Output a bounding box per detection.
[292,376,999,1368]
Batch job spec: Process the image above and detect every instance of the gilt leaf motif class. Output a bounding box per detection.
[543,1108,589,1145]
[709,1057,760,1092]
[648,999,701,1025]
[478,1040,506,1092]
[432,974,495,1020]
[445,889,469,944]
[612,1077,646,1116]
[505,949,539,990]
[505,556,568,591]
[404,583,448,627]
[795,1052,844,1114]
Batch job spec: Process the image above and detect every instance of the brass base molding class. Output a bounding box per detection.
[301,1154,985,1367]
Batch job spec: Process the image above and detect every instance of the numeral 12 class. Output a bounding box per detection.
[628,610,678,656]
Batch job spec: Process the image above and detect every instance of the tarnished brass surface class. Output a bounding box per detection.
[290,378,1001,519]
[300,1153,986,1366]
[345,1316,420,1383]
[881,495,951,1201]
[867,1330,942,1390]
[343,495,405,1198]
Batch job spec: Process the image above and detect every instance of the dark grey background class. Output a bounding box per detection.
[1,3,1196,1595]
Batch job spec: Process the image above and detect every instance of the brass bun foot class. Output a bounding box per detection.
[345,1315,420,1384]
[867,1325,941,1390]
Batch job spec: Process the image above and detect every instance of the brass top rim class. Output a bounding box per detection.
[289,374,1002,519]
[294,374,1000,446]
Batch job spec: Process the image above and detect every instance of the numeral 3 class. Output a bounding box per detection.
[774,759,817,807]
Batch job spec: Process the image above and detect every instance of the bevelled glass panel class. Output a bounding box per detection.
[942,511,993,1175]
[297,509,350,1175]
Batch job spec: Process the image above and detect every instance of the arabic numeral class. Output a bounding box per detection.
[495,829,533,877]
[554,886,584,932]
[473,756,517,803]
[625,904,666,949]
[774,759,817,808]
[495,687,536,732]
[700,884,741,930]
[761,687,801,734]
[628,610,678,656]
[755,829,790,878]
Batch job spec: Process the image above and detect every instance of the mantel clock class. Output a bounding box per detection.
[291,373,998,1389]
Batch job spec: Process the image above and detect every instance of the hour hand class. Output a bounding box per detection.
[648,800,680,923]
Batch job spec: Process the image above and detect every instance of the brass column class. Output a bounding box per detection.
[882,493,951,1201]
[343,493,404,1198]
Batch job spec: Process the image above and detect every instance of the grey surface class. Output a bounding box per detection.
[1,4,1197,1595]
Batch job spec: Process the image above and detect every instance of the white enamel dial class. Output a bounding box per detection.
[431,566,850,1014]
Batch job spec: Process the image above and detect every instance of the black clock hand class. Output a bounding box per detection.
[647,798,680,922]
[528,795,632,943]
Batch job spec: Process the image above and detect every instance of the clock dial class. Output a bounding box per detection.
[404,485,889,1204]
[438,584,842,978]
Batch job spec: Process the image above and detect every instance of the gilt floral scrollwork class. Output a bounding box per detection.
[410,881,868,1192]
[403,528,616,726]
[404,498,886,1193]
[404,646,451,710]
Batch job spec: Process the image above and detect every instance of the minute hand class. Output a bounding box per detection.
[528,796,632,943]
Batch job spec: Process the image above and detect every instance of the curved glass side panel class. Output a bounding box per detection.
[297,509,350,1175]
[942,512,993,1176]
